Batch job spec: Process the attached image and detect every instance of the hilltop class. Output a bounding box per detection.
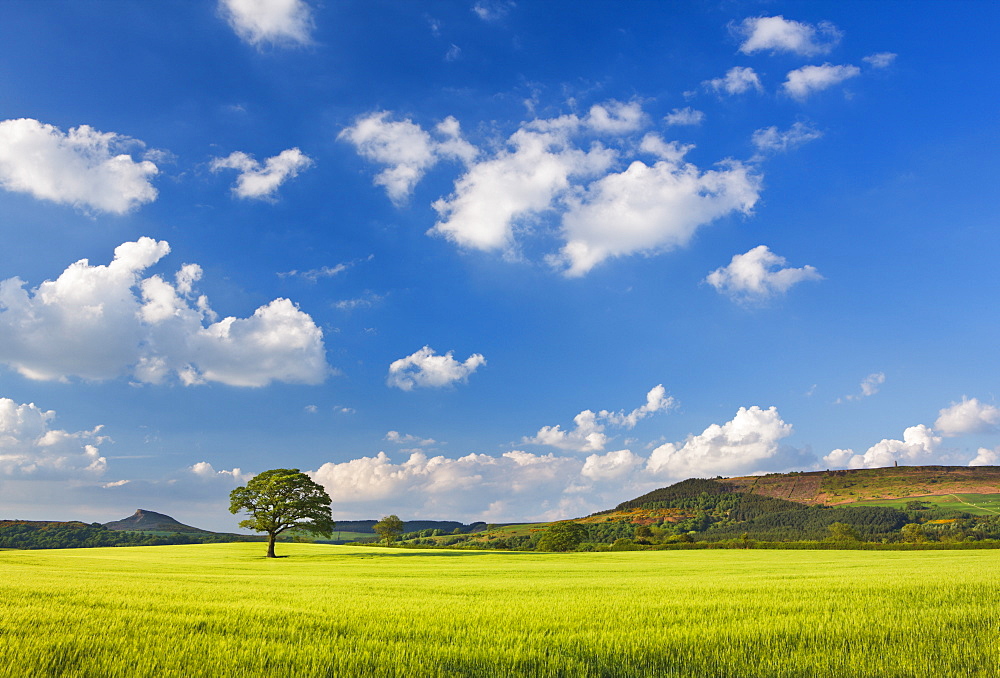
[103,509,211,534]
[724,465,1000,506]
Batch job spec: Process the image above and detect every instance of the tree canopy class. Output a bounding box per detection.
[374,514,404,545]
[229,468,334,557]
[536,521,587,552]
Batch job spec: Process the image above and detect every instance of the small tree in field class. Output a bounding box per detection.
[229,469,334,558]
[536,521,587,552]
[374,514,404,545]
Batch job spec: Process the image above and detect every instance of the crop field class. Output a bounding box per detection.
[2,544,999,677]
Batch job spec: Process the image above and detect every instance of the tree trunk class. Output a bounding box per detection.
[267,532,277,558]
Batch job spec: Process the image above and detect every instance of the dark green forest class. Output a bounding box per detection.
[0,521,254,550]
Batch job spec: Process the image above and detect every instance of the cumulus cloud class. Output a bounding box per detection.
[705,245,822,302]
[339,112,477,205]
[0,398,107,478]
[783,64,861,100]
[430,120,616,251]
[219,0,314,47]
[0,118,158,214]
[211,147,313,200]
[969,447,1000,467]
[583,101,647,135]
[646,406,793,478]
[0,238,329,386]
[935,397,1000,436]
[312,450,589,521]
[823,424,940,469]
[751,122,823,154]
[838,373,885,403]
[553,156,761,276]
[581,449,644,481]
[664,107,705,126]
[387,346,485,391]
[524,385,674,453]
[348,101,761,276]
[526,409,609,453]
[735,15,841,56]
[863,52,897,69]
[704,67,763,96]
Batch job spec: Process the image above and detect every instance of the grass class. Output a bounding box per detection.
[2,543,1000,677]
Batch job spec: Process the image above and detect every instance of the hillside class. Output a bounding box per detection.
[723,466,1000,506]
[103,509,210,533]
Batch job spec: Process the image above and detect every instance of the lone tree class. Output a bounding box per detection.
[373,514,404,546]
[536,520,587,552]
[229,469,334,558]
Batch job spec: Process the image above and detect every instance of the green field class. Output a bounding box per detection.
[850,493,1000,515]
[2,543,999,677]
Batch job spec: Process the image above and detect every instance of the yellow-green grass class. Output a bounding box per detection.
[850,493,1000,515]
[3,543,1000,677]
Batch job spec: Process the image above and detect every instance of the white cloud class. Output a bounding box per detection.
[553,157,761,277]
[664,107,704,126]
[935,397,1000,436]
[526,409,609,453]
[348,103,761,276]
[0,398,107,478]
[639,134,694,163]
[704,67,763,96]
[783,64,861,100]
[751,122,823,154]
[189,461,253,484]
[863,52,897,69]
[385,431,437,447]
[705,245,822,302]
[525,385,674,452]
[312,449,592,521]
[0,118,158,214]
[211,147,313,200]
[969,446,1000,467]
[735,16,841,56]
[0,238,329,386]
[584,101,647,135]
[339,112,477,205]
[430,121,616,251]
[603,384,675,428]
[859,373,885,397]
[646,406,793,478]
[838,372,885,402]
[219,0,314,47]
[581,449,644,481]
[824,424,940,469]
[387,346,485,391]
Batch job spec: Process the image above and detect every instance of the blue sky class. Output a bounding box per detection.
[1,1,998,531]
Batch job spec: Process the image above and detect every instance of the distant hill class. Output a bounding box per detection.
[608,466,1000,515]
[104,509,210,533]
[572,465,1000,543]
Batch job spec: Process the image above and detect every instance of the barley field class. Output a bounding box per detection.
[2,543,998,677]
